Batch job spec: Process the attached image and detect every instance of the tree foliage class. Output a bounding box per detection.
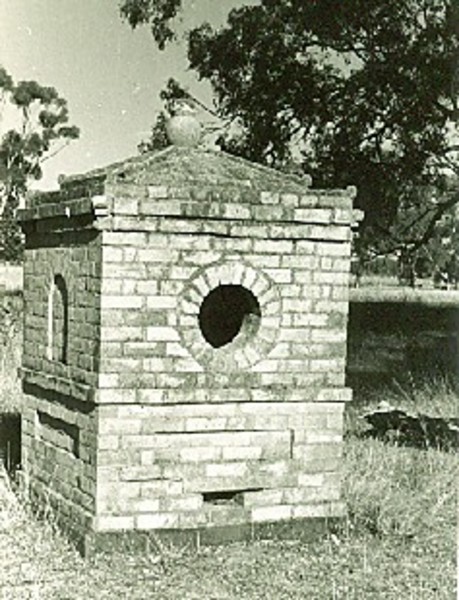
[120,0,459,270]
[0,66,79,262]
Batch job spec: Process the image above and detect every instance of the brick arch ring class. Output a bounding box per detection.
[178,260,282,372]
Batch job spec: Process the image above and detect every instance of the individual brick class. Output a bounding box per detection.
[146,327,180,342]
[97,389,137,404]
[253,239,294,254]
[100,296,143,309]
[141,199,183,216]
[260,191,280,204]
[293,270,313,284]
[98,373,120,388]
[98,417,142,435]
[180,446,222,462]
[253,205,285,220]
[98,435,120,451]
[134,247,163,263]
[120,464,163,481]
[103,262,147,279]
[140,479,183,497]
[102,246,124,262]
[317,241,351,256]
[206,462,248,478]
[95,515,135,531]
[281,192,301,206]
[97,479,141,505]
[185,417,228,431]
[129,498,162,513]
[294,208,333,223]
[240,489,284,508]
[310,358,344,373]
[173,358,203,372]
[159,494,203,512]
[99,357,143,373]
[136,512,181,529]
[135,389,168,404]
[223,204,252,219]
[295,240,316,254]
[147,185,168,198]
[135,281,159,295]
[123,342,163,357]
[280,328,310,342]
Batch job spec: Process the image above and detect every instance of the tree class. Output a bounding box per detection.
[121,0,459,269]
[0,66,79,262]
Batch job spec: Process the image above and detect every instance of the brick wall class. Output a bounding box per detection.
[92,180,355,534]
[20,218,102,537]
[21,387,97,536]
[21,223,102,399]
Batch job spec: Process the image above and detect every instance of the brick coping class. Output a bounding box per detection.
[20,369,353,404]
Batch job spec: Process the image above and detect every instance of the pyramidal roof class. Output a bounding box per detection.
[60,146,312,196]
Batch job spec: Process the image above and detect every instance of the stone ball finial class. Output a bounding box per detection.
[166,99,202,147]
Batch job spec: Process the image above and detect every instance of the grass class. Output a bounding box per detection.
[0,296,457,598]
[0,291,22,413]
[0,262,22,293]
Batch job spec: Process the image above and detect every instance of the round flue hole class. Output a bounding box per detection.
[198,284,261,349]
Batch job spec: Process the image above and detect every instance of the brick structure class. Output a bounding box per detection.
[18,142,360,554]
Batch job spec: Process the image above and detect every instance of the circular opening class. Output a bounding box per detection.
[198,284,261,349]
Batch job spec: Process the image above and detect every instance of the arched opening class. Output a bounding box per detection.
[48,274,68,363]
[198,284,261,349]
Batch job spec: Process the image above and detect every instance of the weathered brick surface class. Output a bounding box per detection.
[18,145,359,547]
[20,387,97,534]
[20,226,102,399]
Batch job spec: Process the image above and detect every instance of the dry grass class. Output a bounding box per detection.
[0,295,457,598]
[350,286,459,307]
[0,291,22,413]
[0,263,22,293]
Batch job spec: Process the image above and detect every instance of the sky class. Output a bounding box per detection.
[0,0,253,189]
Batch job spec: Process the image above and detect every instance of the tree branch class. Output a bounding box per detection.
[182,90,220,119]
[39,140,71,164]
[408,192,459,252]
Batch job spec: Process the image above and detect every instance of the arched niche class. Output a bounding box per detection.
[47,274,69,364]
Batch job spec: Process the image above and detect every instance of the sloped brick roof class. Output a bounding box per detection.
[60,146,312,196]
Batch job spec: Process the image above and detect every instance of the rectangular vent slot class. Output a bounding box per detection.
[0,413,21,474]
[202,488,262,506]
[37,411,79,458]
